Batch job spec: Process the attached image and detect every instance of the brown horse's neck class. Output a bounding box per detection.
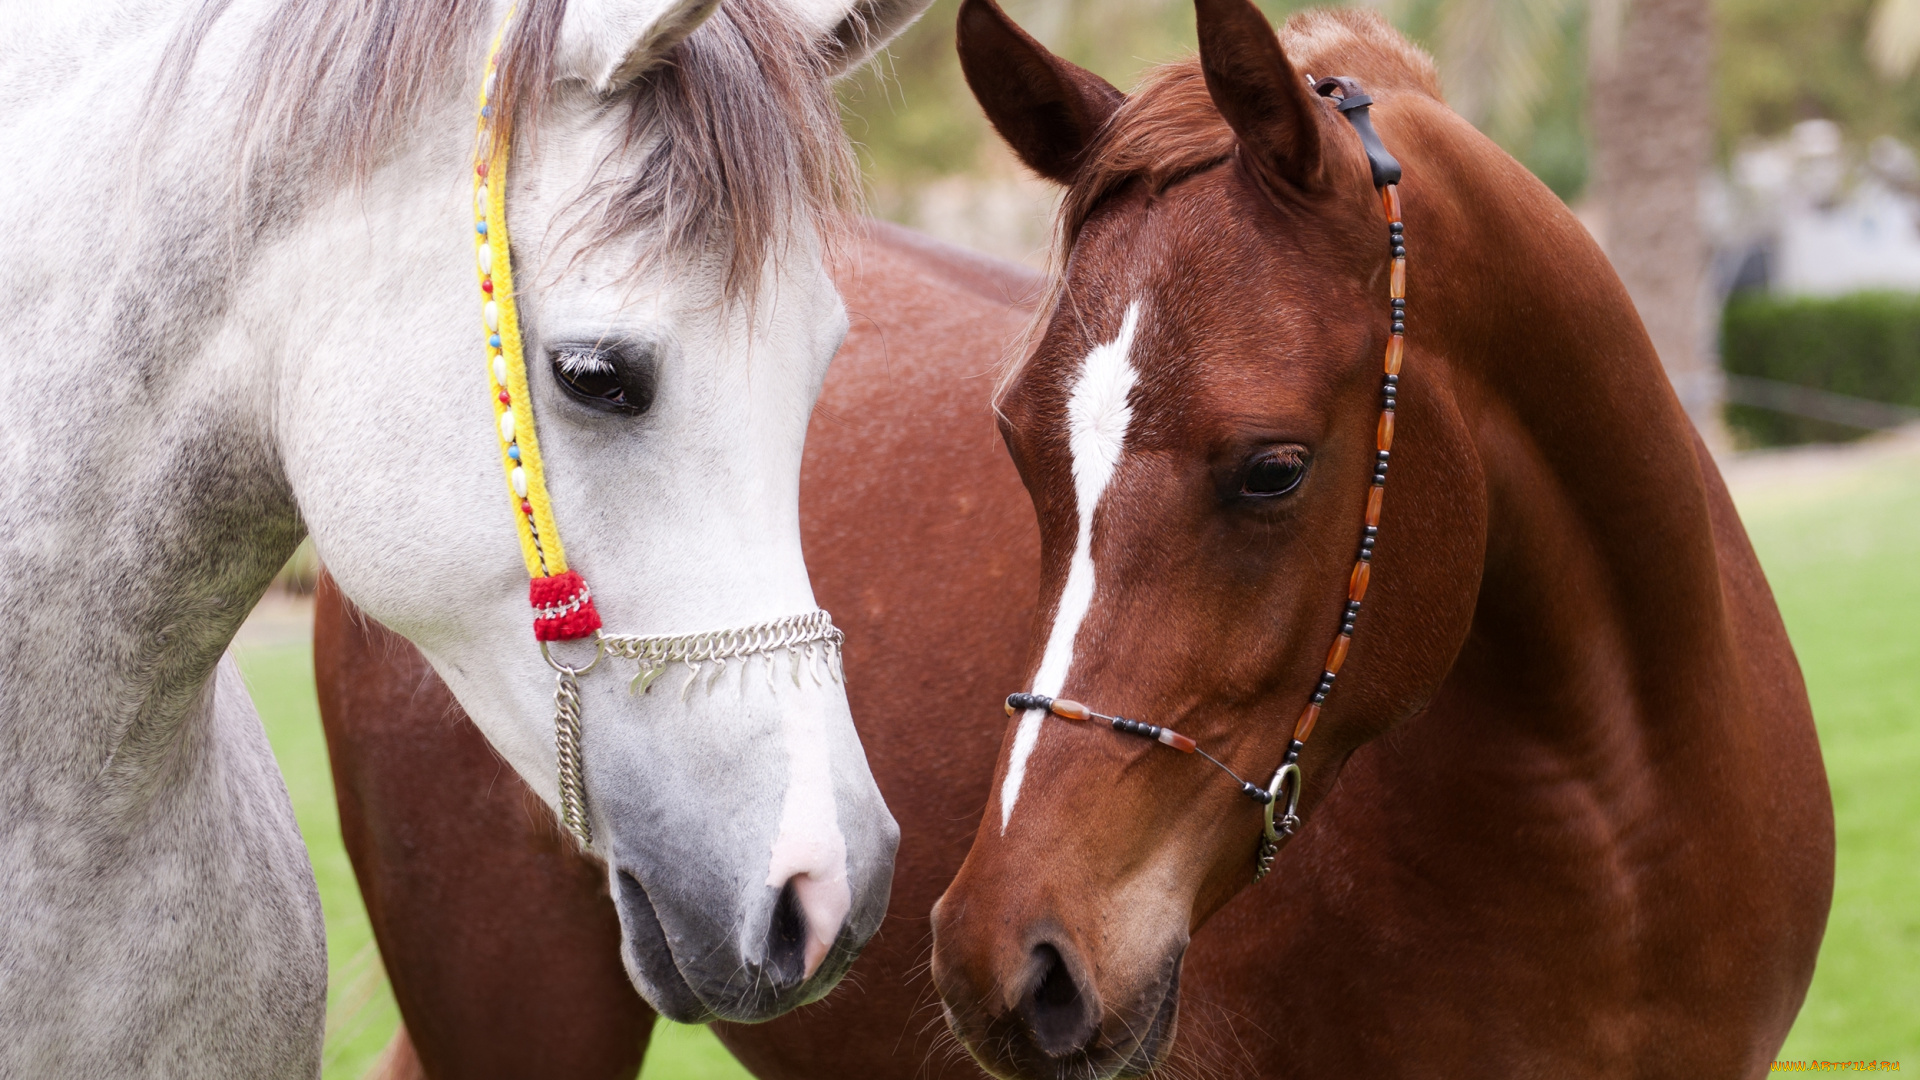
[1404,110,1743,780]
[1343,108,1827,1047]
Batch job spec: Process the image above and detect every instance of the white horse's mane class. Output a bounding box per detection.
[147,0,855,294]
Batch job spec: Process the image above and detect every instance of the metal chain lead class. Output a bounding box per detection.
[554,666,591,844]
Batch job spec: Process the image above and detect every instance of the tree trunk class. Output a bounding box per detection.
[1589,0,1724,447]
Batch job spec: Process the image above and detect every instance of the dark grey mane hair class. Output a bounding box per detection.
[153,0,855,296]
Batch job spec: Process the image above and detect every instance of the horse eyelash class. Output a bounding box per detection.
[553,349,614,376]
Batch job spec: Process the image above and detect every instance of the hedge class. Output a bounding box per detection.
[1720,291,1920,446]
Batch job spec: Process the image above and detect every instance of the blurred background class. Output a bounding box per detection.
[842,0,1920,450]
[256,0,1919,1074]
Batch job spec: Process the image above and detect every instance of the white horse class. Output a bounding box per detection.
[0,0,928,1074]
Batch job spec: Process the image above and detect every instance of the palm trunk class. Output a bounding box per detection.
[1589,0,1724,447]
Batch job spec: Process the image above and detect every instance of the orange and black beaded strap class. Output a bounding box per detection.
[1004,76,1406,881]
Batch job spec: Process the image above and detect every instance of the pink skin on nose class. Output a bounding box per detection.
[769,862,851,978]
[765,688,852,978]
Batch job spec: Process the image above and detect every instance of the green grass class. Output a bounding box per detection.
[1734,452,1920,1062]
[237,446,1920,1077]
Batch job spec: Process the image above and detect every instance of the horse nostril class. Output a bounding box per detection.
[765,878,809,991]
[1019,943,1098,1058]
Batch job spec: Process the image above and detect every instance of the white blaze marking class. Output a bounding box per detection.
[1000,302,1142,832]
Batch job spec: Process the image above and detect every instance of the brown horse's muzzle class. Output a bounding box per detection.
[930,857,1189,1080]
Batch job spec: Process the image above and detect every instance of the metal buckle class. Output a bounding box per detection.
[1255,762,1304,881]
[539,631,606,676]
[1262,762,1301,843]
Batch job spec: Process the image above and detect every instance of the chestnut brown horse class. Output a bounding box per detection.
[316,8,1832,1080]
[315,219,1046,1079]
[929,1,1832,1078]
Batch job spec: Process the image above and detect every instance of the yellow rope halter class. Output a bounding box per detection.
[473,10,601,641]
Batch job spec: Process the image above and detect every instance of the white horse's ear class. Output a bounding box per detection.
[791,0,938,78]
[554,0,724,94]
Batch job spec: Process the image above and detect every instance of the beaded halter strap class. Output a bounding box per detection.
[472,13,843,846]
[474,10,599,640]
[1004,76,1405,882]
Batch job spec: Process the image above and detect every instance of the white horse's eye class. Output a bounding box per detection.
[550,345,656,415]
[555,349,615,377]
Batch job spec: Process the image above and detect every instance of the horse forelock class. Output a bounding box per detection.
[148,0,853,297]
[574,0,857,296]
[996,9,1439,408]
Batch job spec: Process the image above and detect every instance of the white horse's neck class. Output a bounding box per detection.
[0,0,475,735]
[1,0,328,769]
[0,3,435,1073]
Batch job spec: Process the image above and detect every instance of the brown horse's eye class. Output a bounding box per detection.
[1242,452,1308,497]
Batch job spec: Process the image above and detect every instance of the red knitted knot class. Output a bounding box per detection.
[529,569,602,641]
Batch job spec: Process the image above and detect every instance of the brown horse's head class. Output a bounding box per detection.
[932,1,1489,1075]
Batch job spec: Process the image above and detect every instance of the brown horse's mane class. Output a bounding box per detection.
[998,9,1442,402]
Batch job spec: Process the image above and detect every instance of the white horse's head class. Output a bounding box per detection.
[246,0,926,1021]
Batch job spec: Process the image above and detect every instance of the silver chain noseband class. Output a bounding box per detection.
[541,610,845,845]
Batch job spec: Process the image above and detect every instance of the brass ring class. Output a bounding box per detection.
[1263,762,1302,843]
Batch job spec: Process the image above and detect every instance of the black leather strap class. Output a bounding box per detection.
[1313,76,1403,188]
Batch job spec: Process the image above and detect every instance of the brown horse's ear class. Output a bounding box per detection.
[956,0,1124,185]
[1194,0,1326,192]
